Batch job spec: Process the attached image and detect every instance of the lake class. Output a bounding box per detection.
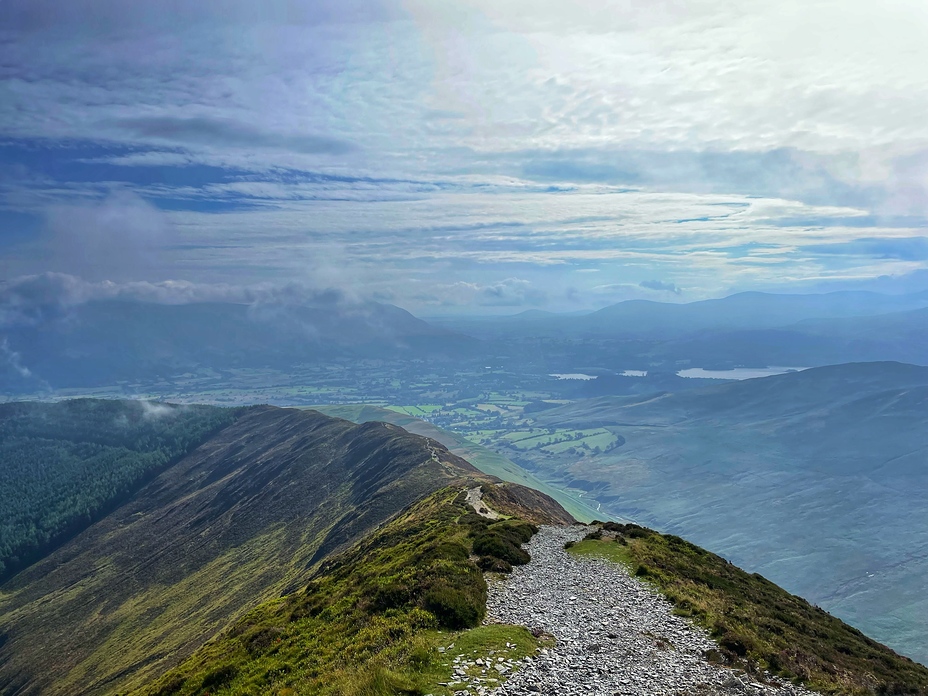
[677,366,808,380]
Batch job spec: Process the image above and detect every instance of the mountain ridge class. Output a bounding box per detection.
[0,403,542,695]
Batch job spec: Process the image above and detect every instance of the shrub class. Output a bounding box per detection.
[490,520,537,545]
[243,626,283,655]
[200,664,238,690]
[418,540,469,563]
[477,556,513,573]
[422,585,483,629]
[371,583,412,612]
[152,675,186,696]
[472,533,529,565]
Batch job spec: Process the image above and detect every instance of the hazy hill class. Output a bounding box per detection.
[579,290,928,338]
[433,290,928,341]
[0,403,502,695]
[648,306,928,367]
[0,298,475,389]
[519,362,928,662]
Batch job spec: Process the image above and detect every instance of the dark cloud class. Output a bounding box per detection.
[3,0,402,34]
[114,117,355,155]
[0,273,354,329]
[475,278,547,307]
[0,273,88,327]
[639,279,682,295]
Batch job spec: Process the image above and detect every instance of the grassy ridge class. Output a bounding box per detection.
[570,525,928,696]
[138,485,543,696]
[0,407,488,696]
[309,403,601,522]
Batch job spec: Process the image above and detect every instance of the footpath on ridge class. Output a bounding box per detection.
[482,525,818,696]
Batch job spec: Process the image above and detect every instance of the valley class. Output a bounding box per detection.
[3,291,928,690]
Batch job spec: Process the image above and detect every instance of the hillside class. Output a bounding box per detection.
[137,485,570,696]
[514,362,928,663]
[0,404,522,695]
[568,523,928,694]
[0,399,241,579]
[432,290,928,341]
[2,398,927,695]
[310,403,602,522]
[649,307,928,367]
[138,516,928,696]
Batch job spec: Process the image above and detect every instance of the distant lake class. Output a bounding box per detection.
[677,366,808,380]
[549,373,598,380]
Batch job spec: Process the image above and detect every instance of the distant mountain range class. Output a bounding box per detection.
[0,298,475,388]
[435,290,928,369]
[4,290,928,392]
[434,290,928,341]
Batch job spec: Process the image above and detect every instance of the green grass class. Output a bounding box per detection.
[136,487,544,696]
[566,537,634,568]
[569,526,928,696]
[423,624,546,692]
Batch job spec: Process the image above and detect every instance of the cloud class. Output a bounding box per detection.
[0,272,340,328]
[138,400,178,420]
[2,0,928,310]
[0,339,31,378]
[2,0,401,33]
[639,279,682,295]
[42,190,176,280]
[804,237,928,261]
[473,278,547,307]
[114,117,355,155]
[412,278,548,308]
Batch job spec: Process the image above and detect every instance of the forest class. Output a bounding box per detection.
[0,399,242,580]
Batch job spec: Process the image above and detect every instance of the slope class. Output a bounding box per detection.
[514,363,928,663]
[0,399,242,580]
[310,403,601,522]
[651,307,928,367]
[571,523,928,694]
[0,405,494,696]
[136,484,571,696]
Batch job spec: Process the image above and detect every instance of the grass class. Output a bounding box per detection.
[424,624,547,692]
[135,487,545,696]
[308,404,601,523]
[569,525,928,696]
[566,537,634,567]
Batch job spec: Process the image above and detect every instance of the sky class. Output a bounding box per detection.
[2,0,928,314]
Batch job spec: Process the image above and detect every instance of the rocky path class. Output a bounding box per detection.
[482,526,817,696]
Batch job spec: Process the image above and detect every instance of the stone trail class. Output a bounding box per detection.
[462,525,820,696]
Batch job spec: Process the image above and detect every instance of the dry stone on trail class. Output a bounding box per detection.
[477,525,818,696]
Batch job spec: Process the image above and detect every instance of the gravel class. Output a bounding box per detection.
[474,525,819,696]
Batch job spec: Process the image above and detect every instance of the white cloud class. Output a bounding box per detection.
[1,0,927,308]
